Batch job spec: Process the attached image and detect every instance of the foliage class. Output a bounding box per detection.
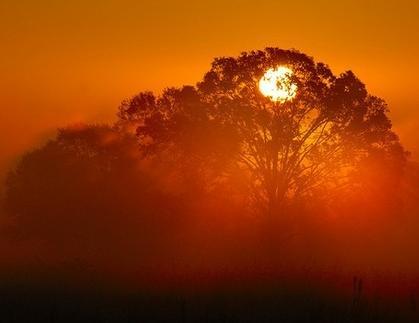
[4,125,180,262]
[119,48,406,214]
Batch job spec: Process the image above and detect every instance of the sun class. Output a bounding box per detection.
[259,66,297,103]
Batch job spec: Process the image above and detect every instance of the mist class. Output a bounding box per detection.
[1,48,419,322]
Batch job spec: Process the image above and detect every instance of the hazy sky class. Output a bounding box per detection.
[1,0,418,175]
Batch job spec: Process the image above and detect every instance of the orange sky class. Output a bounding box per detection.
[1,0,418,176]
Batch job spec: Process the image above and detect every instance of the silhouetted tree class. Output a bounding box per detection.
[119,48,406,216]
[4,124,181,267]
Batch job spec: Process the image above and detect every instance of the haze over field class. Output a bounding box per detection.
[1,2,419,322]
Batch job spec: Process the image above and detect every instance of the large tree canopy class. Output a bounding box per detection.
[119,48,406,214]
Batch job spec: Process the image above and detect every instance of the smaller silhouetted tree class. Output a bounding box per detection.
[4,124,181,266]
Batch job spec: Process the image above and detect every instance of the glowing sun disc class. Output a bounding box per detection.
[259,66,297,103]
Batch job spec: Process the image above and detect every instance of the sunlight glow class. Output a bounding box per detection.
[259,66,297,103]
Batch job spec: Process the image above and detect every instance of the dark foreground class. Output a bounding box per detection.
[1,281,418,323]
